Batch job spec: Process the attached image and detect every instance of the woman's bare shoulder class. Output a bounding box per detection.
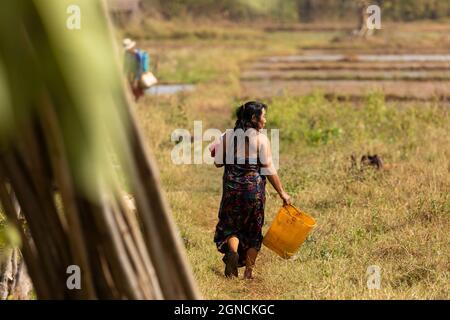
[257,130,270,144]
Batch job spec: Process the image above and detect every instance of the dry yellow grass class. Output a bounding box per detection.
[136,97,449,299]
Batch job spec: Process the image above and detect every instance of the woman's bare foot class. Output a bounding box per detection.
[224,252,239,278]
[243,268,254,280]
[244,248,257,280]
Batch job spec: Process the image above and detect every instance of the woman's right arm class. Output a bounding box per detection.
[266,174,291,205]
[259,134,291,205]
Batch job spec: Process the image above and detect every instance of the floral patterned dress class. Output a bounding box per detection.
[214,159,267,267]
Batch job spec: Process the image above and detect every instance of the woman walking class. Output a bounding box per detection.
[213,101,291,279]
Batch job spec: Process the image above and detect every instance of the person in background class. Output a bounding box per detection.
[123,38,148,102]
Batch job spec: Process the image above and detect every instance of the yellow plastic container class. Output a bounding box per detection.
[263,204,316,259]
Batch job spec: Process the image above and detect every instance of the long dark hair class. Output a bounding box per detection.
[233,101,267,131]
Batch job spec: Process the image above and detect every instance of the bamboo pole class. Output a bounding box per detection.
[75,198,117,299]
[115,192,162,297]
[0,153,63,298]
[0,176,48,299]
[38,94,97,299]
[20,122,72,271]
[122,106,201,300]
[110,193,162,299]
[88,190,142,299]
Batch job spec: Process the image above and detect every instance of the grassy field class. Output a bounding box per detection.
[1,20,448,299]
[129,20,450,299]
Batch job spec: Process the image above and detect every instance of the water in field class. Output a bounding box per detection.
[146,84,195,95]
